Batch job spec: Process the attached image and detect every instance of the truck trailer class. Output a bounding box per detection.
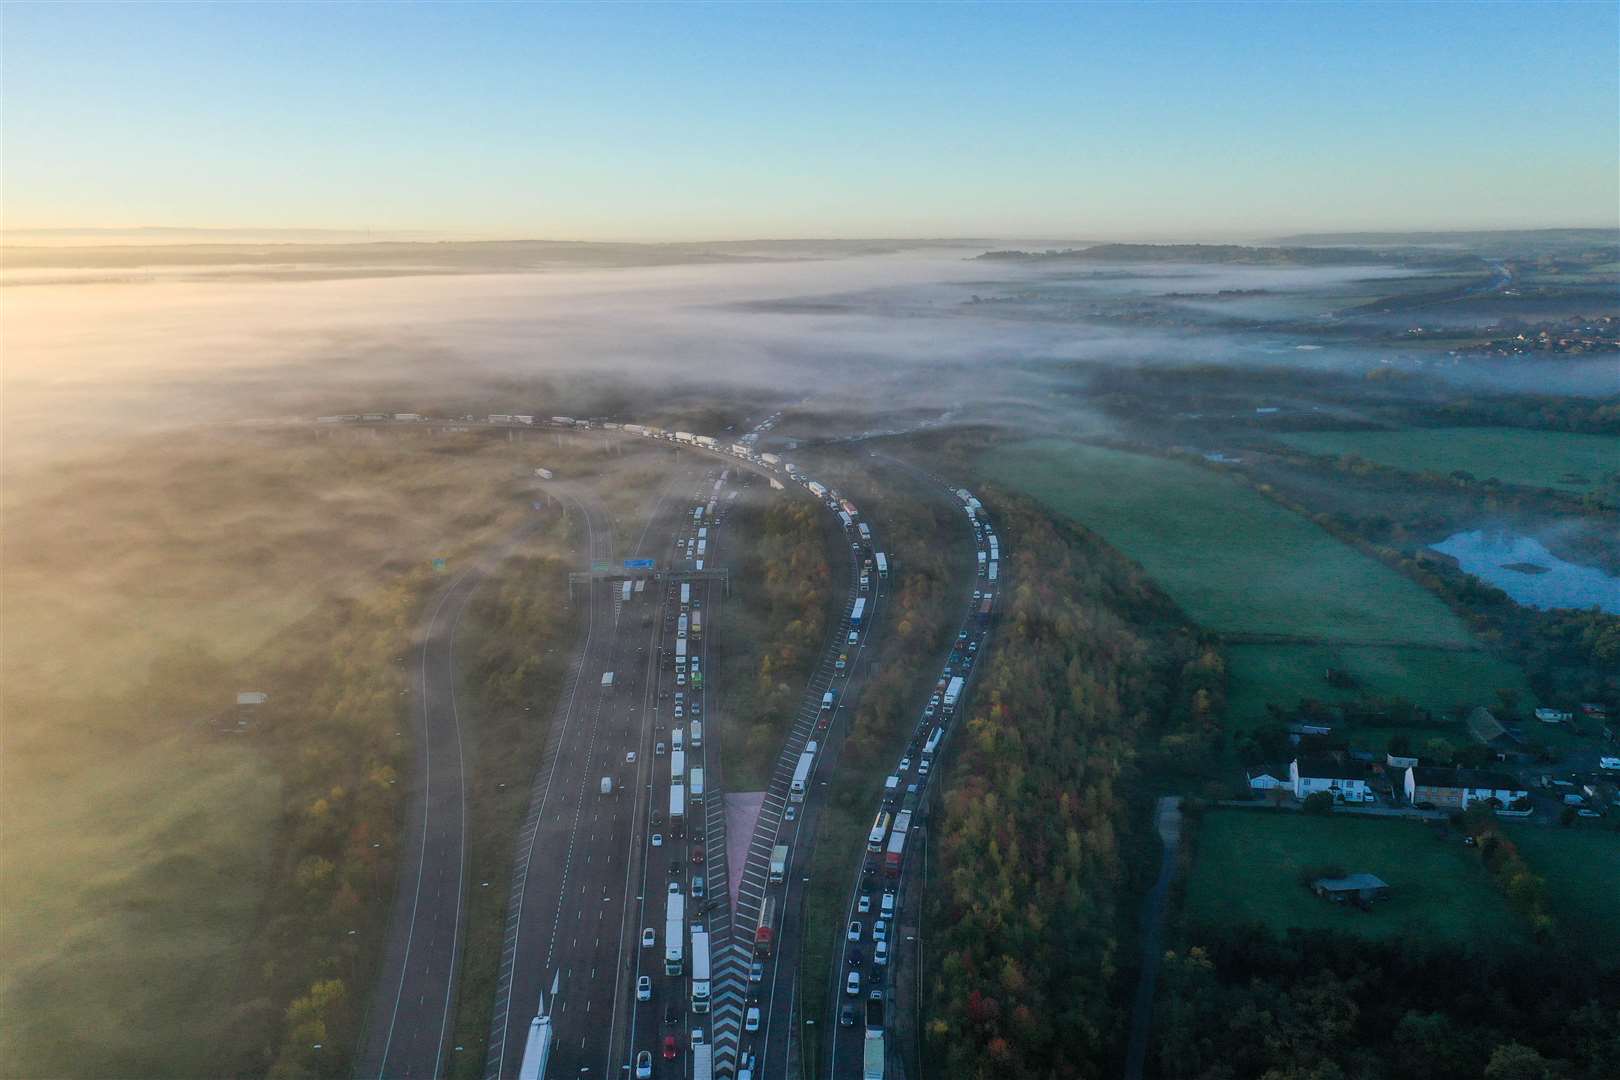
[665,893,686,974]
[769,843,789,883]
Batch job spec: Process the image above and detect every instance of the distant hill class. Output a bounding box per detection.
[974,243,1415,265]
[1273,228,1619,256]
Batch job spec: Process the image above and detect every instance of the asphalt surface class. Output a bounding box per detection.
[355,518,553,1080]
[827,468,1001,1080]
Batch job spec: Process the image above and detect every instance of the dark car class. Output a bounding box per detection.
[691,845,706,865]
[840,1004,857,1026]
[664,1005,680,1026]
[848,947,863,967]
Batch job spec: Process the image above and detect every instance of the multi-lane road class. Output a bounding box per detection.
[352,414,986,1080]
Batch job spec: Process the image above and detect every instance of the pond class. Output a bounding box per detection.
[1430,530,1620,614]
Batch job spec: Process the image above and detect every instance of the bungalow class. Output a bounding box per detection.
[1404,766,1529,810]
[1290,757,1374,803]
[1247,765,1289,792]
[1311,872,1390,904]
[1386,753,1420,770]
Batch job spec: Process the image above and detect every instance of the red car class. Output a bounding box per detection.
[691,845,705,865]
[663,1033,680,1060]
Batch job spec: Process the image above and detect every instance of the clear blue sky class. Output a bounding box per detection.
[3,1,1615,240]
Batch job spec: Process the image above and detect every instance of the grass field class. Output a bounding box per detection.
[1225,643,1535,731]
[1277,428,1620,495]
[1,736,281,1076]
[1504,825,1620,963]
[983,441,1473,646]
[1183,810,1525,946]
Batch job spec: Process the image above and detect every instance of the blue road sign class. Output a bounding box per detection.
[624,559,656,570]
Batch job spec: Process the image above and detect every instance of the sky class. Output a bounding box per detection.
[3,1,1617,241]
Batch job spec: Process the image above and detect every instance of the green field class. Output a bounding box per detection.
[984,441,1473,646]
[1225,643,1535,732]
[1,736,281,1076]
[1278,427,1620,495]
[1504,825,1620,963]
[1183,810,1526,946]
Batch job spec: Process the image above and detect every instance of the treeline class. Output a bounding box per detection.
[248,574,429,1077]
[717,494,835,783]
[1154,925,1620,1080]
[1438,396,1620,437]
[923,492,1220,1078]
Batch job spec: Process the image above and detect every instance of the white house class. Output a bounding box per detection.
[1404,767,1529,810]
[1290,757,1373,803]
[1247,766,1289,792]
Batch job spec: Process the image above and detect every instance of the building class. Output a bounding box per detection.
[1311,873,1390,904]
[1247,765,1289,792]
[1535,707,1573,724]
[1404,767,1529,810]
[1290,757,1373,803]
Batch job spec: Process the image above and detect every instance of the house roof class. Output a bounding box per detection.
[1247,765,1288,782]
[1409,766,1525,792]
[1295,756,1370,782]
[1314,872,1389,892]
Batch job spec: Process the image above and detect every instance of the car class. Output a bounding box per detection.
[873,919,887,942]
[652,810,663,825]
[693,875,705,898]
[638,975,653,1001]
[845,970,861,996]
[674,705,684,719]
[642,927,656,948]
[969,640,978,652]
[651,833,663,848]
[784,804,797,822]
[919,760,931,776]
[875,939,889,966]
[745,1006,761,1032]
[625,750,638,763]
[636,1050,653,1079]
[663,1033,679,1060]
[857,894,871,913]
[847,920,862,942]
[691,700,702,715]
[958,630,969,641]
[664,1004,680,1026]
[848,947,863,967]
[847,631,859,645]
[898,757,911,771]
[669,862,683,877]
[656,741,666,756]
[840,1004,857,1026]
[691,845,705,864]
[924,705,936,718]
[675,673,685,686]
[750,960,765,983]
[835,653,847,671]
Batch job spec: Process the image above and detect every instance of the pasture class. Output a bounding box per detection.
[1182,810,1525,946]
[1277,427,1620,496]
[982,441,1473,646]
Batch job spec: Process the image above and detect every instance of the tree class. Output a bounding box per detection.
[1303,791,1335,815]
[1483,1042,1560,1080]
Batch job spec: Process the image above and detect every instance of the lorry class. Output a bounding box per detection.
[875,551,888,578]
[681,583,691,606]
[671,749,687,783]
[976,551,987,575]
[769,843,789,883]
[675,638,688,665]
[690,720,703,748]
[865,990,885,1033]
[858,522,872,541]
[789,750,815,802]
[863,1035,884,1079]
[883,812,912,876]
[690,929,711,1012]
[670,784,686,837]
[692,1042,713,1080]
[690,767,704,803]
[678,614,688,639]
[987,560,998,583]
[838,511,854,530]
[943,676,964,714]
[851,597,866,626]
[599,776,614,795]
[755,895,777,956]
[665,892,686,974]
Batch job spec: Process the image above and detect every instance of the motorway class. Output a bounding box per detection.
[826,469,1002,1080]
[355,516,555,1080]
[485,463,730,1080]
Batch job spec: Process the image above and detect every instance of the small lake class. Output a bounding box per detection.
[1430,530,1620,614]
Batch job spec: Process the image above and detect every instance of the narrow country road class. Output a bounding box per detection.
[1124,795,1182,1080]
